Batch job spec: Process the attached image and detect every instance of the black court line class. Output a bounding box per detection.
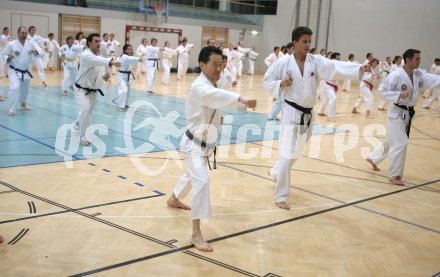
[70,177,440,276]
[0,192,164,225]
[219,161,392,185]
[8,228,30,245]
[0,190,15,195]
[0,180,258,276]
[218,162,439,233]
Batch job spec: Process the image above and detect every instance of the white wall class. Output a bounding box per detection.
[328,0,440,69]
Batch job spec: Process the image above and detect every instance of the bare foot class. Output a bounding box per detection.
[276,201,290,210]
[366,158,380,171]
[0,95,4,101]
[63,91,68,96]
[0,234,4,243]
[352,108,360,114]
[80,140,91,146]
[7,112,15,116]
[389,178,405,186]
[117,107,125,112]
[167,194,191,210]
[327,117,336,122]
[42,81,47,87]
[191,234,213,252]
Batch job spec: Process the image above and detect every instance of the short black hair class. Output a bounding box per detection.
[281,45,287,51]
[198,46,222,63]
[221,54,228,61]
[366,52,373,58]
[48,32,54,37]
[103,33,108,38]
[348,53,354,60]
[150,38,157,44]
[331,52,340,60]
[286,42,293,49]
[291,26,313,42]
[274,46,280,51]
[122,44,132,55]
[3,27,8,32]
[29,26,36,32]
[66,36,74,43]
[86,33,100,47]
[17,26,26,33]
[393,55,401,64]
[402,49,421,63]
[435,58,440,63]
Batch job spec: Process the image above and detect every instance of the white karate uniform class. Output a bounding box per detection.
[263,53,362,203]
[317,79,338,119]
[100,40,112,74]
[176,43,194,80]
[28,34,46,82]
[146,46,160,92]
[161,47,177,85]
[377,62,393,109]
[264,52,284,67]
[117,54,139,108]
[173,72,245,219]
[223,48,241,82]
[74,49,112,141]
[368,68,440,179]
[135,44,148,76]
[247,50,259,75]
[341,60,358,92]
[0,34,10,77]
[59,44,83,92]
[1,39,44,113]
[109,39,121,74]
[422,65,440,110]
[217,68,234,89]
[237,46,251,76]
[423,63,440,98]
[43,38,60,69]
[354,70,377,111]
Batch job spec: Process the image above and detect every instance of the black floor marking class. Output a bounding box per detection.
[69,176,440,276]
[90,213,101,217]
[0,190,16,195]
[0,193,164,225]
[8,228,29,245]
[264,273,282,277]
[0,180,259,277]
[166,239,177,245]
[27,201,36,214]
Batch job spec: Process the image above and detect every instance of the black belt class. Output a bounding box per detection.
[119,70,135,82]
[185,129,217,170]
[284,99,313,128]
[148,58,159,69]
[75,83,104,96]
[250,58,256,61]
[9,65,33,82]
[394,103,415,137]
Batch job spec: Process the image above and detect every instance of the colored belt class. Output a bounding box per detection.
[119,70,135,82]
[325,81,338,92]
[363,80,373,91]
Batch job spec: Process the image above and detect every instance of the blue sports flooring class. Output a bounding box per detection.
[0,86,338,168]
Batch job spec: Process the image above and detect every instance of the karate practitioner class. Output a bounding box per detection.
[377,56,393,110]
[341,54,356,92]
[74,32,86,47]
[43,33,60,71]
[117,44,141,111]
[2,26,44,116]
[237,41,250,77]
[352,58,380,118]
[222,43,241,82]
[363,52,373,65]
[146,38,161,93]
[28,26,47,86]
[265,46,284,121]
[264,46,283,67]
[217,54,237,89]
[135,38,148,77]
[161,40,177,85]
[422,59,440,111]
[0,27,10,79]
[109,33,121,75]
[167,46,256,252]
[264,26,367,209]
[366,49,440,185]
[247,46,259,75]
[317,52,341,122]
[73,33,120,146]
[176,38,194,80]
[422,58,440,98]
[59,36,84,96]
[100,33,112,75]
